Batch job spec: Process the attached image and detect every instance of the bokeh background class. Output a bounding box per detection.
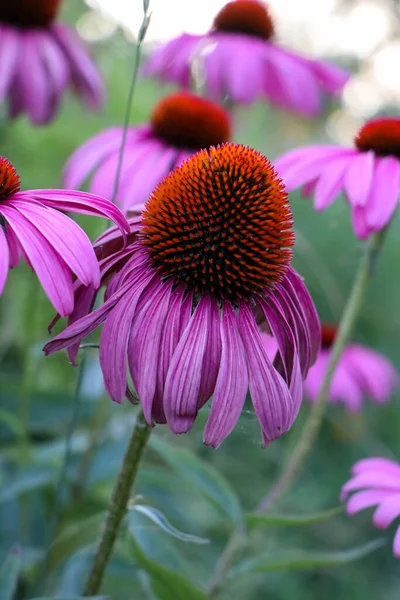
[1,1,400,598]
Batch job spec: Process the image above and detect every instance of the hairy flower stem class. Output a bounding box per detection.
[83,411,151,595]
[256,229,387,513]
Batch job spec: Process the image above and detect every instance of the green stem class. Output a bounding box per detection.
[207,528,244,599]
[83,410,152,595]
[256,229,386,514]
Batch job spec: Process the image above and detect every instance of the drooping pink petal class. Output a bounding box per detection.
[19,32,51,124]
[344,150,375,208]
[0,205,74,315]
[0,225,10,294]
[128,280,172,423]
[238,303,294,446]
[346,344,398,403]
[351,206,370,239]
[0,25,20,101]
[372,493,400,529]
[353,458,400,479]
[164,297,209,434]
[309,59,349,95]
[65,284,97,364]
[199,296,222,406]
[203,303,248,448]
[393,526,400,557]
[341,472,400,496]
[313,157,350,211]
[344,489,394,513]
[365,156,400,231]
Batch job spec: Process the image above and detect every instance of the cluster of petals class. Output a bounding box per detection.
[0,17,104,124]
[142,1,348,116]
[45,144,320,448]
[63,92,231,214]
[274,118,400,239]
[0,158,129,316]
[341,457,400,558]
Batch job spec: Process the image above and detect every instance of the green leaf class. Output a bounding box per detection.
[0,468,53,503]
[30,597,108,600]
[130,537,207,600]
[0,545,22,600]
[246,506,343,528]
[229,538,386,578]
[129,505,209,544]
[150,437,242,523]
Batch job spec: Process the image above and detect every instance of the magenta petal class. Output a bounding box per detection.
[238,303,294,446]
[344,151,374,208]
[372,493,400,529]
[351,206,370,239]
[128,281,172,424]
[344,489,394,514]
[313,157,349,211]
[353,458,400,478]
[164,296,209,434]
[0,225,9,294]
[393,527,400,558]
[20,32,51,124]
[65,284,97,364]
[0,26,19,101]
[365,156,400,231]
[199,296,222,406]
[203,303,248,448]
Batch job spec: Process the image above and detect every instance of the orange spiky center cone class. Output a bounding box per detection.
[0,0,61,28]
[355,118,400,160]
[0,157,21,200]
[151,93,231,151]
[142,144,294,303]
[212,0,274,40]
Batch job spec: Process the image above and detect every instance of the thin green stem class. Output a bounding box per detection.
[207,528,244,599]
[83,410,152,595]
[256,229,387,514]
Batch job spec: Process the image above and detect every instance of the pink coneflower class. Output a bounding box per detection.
[0,0,104,125]
[142,0,348,116]
[341,457,400,557]
[274,117,400,239]
[0,156,128,316]
[303,323,398,412]
[63,92,231,215]
[44,144,320,448]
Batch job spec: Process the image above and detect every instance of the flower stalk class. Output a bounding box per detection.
[256,229,387,513]
[83,410,151,595]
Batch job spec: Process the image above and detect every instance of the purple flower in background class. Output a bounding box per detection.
[142,0,348,116]
[274,118,400,239]
[45,144,320,448]
[304,324,398,412]
[341,457,400,557]
[0,0,104,125]
[0,156,129,315]
[63,92,231,215]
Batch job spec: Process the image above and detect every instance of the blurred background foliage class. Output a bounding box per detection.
[1,1,400,599]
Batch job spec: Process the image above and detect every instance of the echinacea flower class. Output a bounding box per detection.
[304,323,398,412]
[0,0,104,125]
[142,0,348,116]
[44,144,320,448]
[274,117,400,239]
[0,156,128,315]
[63,92,231,215]
[341,457,400,557]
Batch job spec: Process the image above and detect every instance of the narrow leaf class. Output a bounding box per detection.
[229,538,386,578]
[246,506,343,528]
[130,505,209,544]
[0,545,22,600]
[150,437,242,523]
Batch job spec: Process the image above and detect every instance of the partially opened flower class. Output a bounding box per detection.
[304,323,398,412]
[0,0,104,125]
[0,156,129,315]
[142,0,348,116]
[45,144,320,448]
[274,117,400,238]
[63,92,231,215]
[341,457,400,557]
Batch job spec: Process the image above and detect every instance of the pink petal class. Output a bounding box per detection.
[198,296,222,406]
[203,303,248,448]
[344,489,394,514]
[344,151,375,208]
[393,526,400,557]
[164,297,209,434]
[0,25,20,100]
[19,32,51,124]
[313,157,350,211]
[346,344,398,403]
[373,493,400,529]
[342,472,400,496]
[0,225,10,294]
[353,458,400,479]
[365,156,400,231]
[351,206,371,239]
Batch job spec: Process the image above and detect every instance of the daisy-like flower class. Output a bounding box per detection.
[341,457,400,558]
[304,323,398,412]
[0,156,128,316]
[63,92,231,215]
[44,144,320,448]
[142,0,348,116]
[274,117,400,239]
[0,0,104,125]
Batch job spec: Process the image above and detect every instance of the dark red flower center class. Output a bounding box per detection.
[354,118,400,160]
[142,144,294,303]
[0,0,60,28]
[0,157,21,200]
[212,0,275,40]
[321,323,337,348]
[151,93,231,151]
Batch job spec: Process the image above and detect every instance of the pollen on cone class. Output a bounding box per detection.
[355,118,400,160]
[142,143,294,302]
[212,0,275,40]
[0,157,21,199]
